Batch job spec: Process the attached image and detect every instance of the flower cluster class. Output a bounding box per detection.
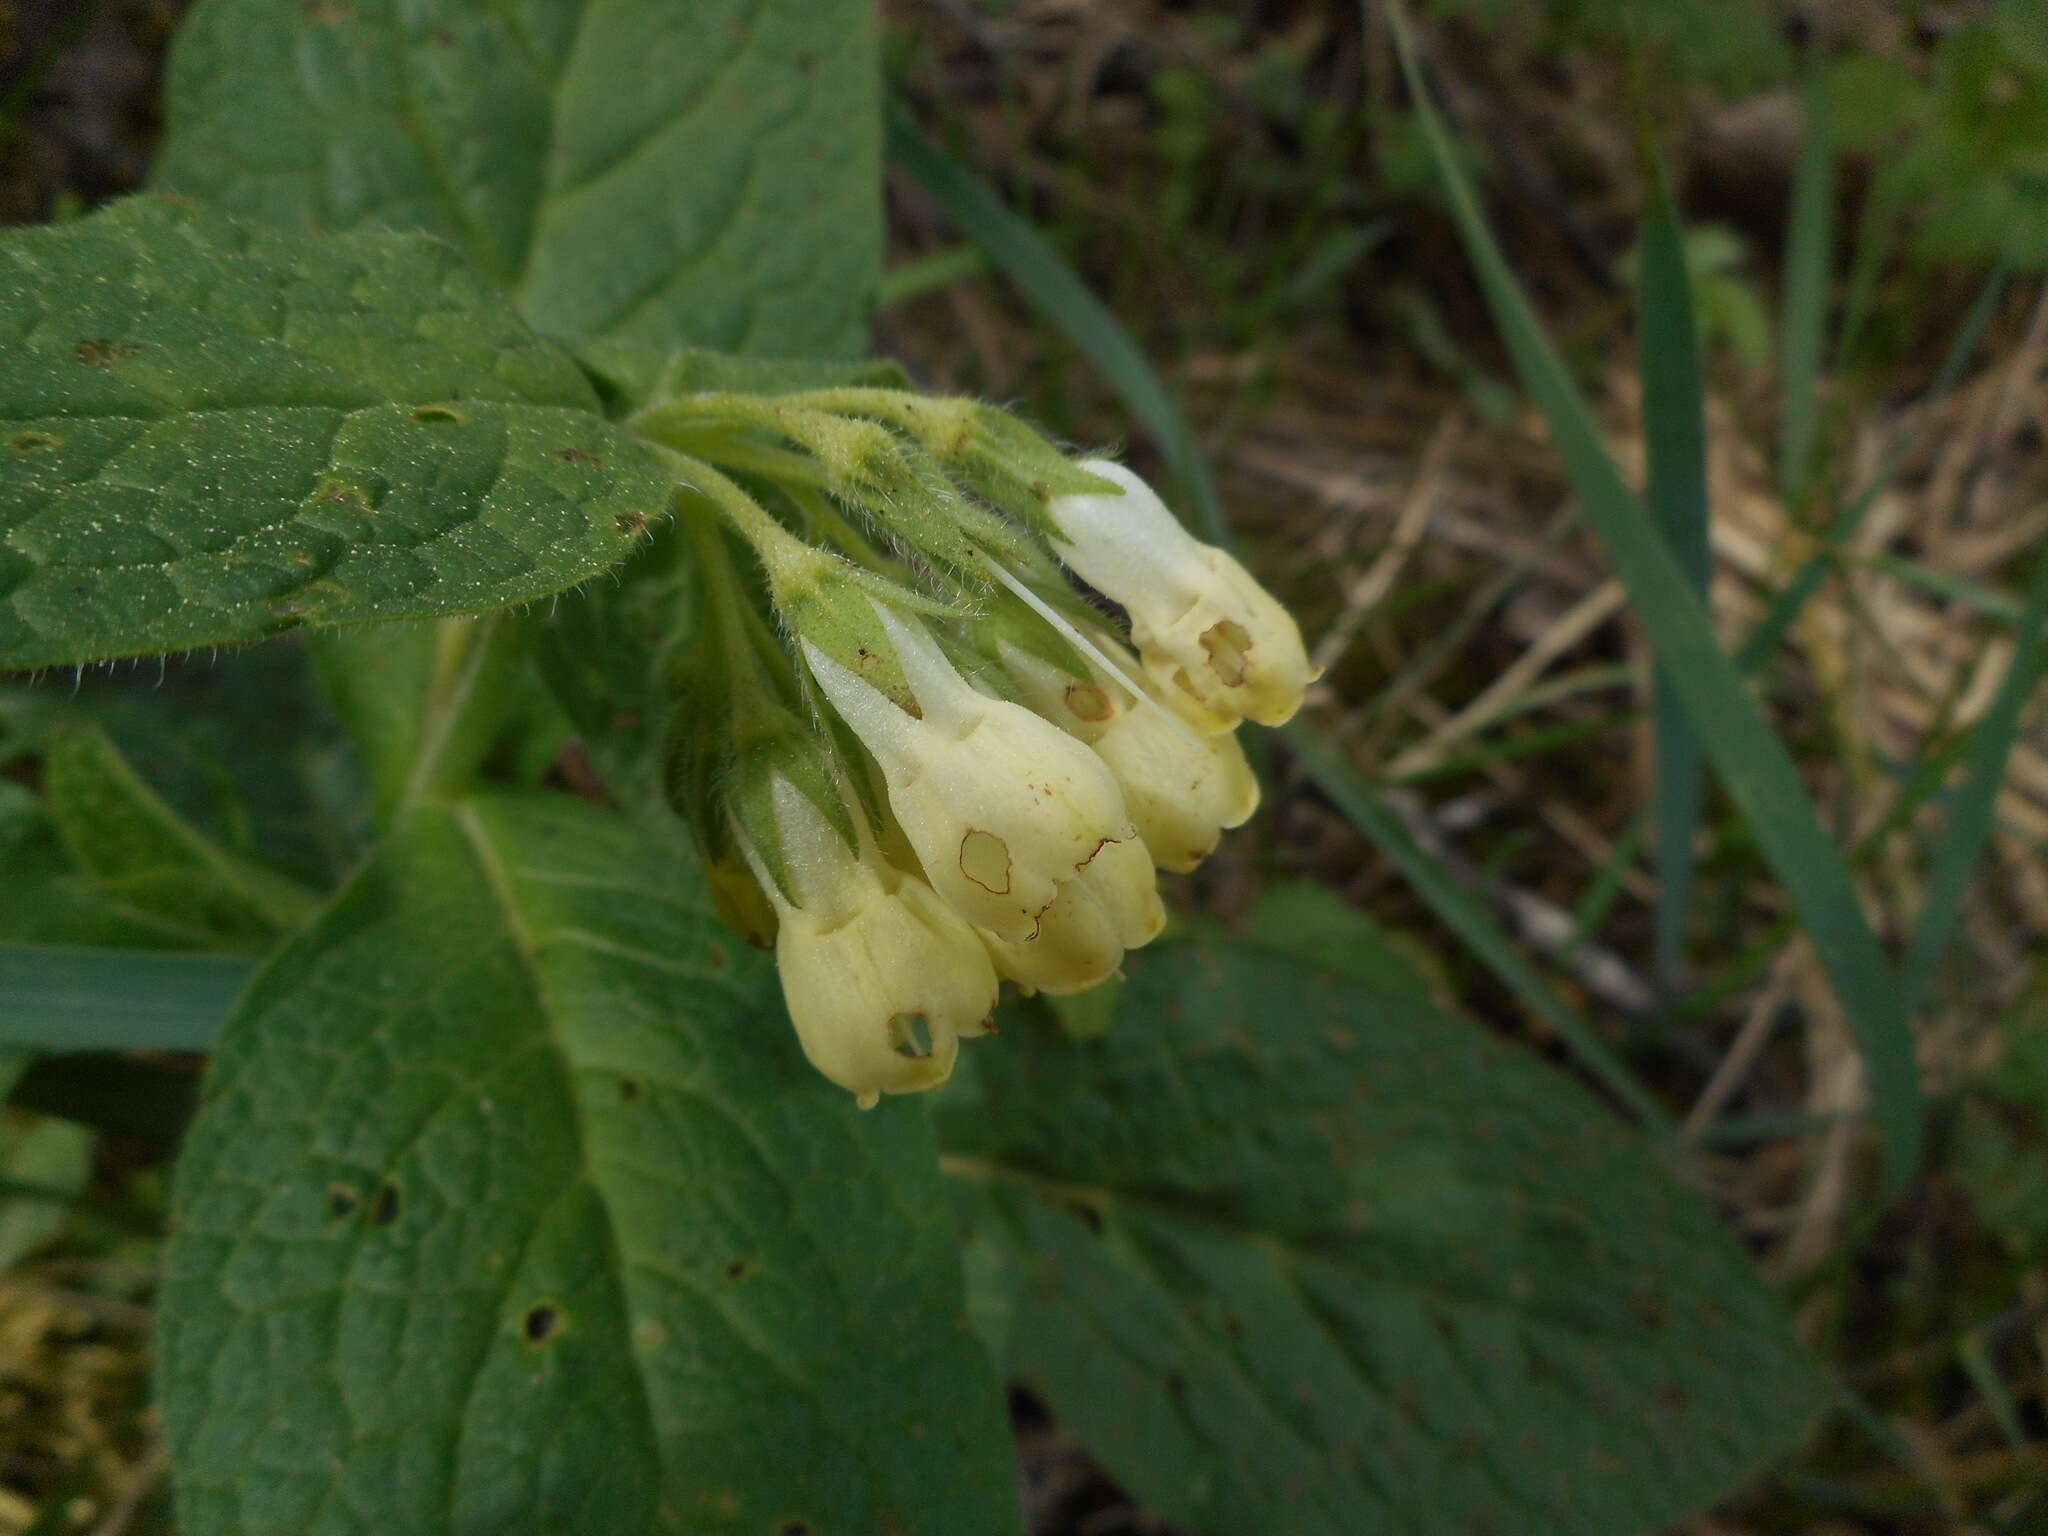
[636,380,1310,1107]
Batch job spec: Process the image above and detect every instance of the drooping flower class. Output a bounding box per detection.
[1002,643,1260,874]
[1046,459,1314,730]
[743,776,997,1108]
[802,606,1142,944]
[978,834,1165,994]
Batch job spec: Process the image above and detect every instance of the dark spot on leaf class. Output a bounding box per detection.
[1068,1201,1103,1236]
[610,710,642,731]
[706,941,728,970]
[370,1180,400,1226]
[522,1301,563,1344]
[724,1259,748,1281]
[555,446,603,465]
[8,431,58,453]
[777,1523,811,1536]
[412,405,463,425]
[1657,1382,1690,1415]
[614,513,647,537]
[617,1077,643,1105]
[326,1185,358,1222]
[267,580,352,621]
[75,339,137,367]
[431,26,454,46]
[314,479,373,513]
[301,0,349,18]
[1165,1371,1186,1399]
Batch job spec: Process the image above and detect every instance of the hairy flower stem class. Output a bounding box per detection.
[647,444,819,596]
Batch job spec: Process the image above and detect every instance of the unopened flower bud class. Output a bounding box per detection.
[1004,646,1260,873]
[1046,460,1313,729]
[979,835,1165,994]
[746,779,997,1108]
[804,608,1138,943]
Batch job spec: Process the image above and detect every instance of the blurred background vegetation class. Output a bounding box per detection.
[4,0,2048,1530]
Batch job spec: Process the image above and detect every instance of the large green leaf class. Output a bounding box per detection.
[0,196,671,670]
[941,926,1826,1536]
[155,0,882,359]
[157,791,1019,1536]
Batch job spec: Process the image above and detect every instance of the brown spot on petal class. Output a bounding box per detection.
[1200,619,1254,687]
[1064,682,1113,723]
[959,828,1012,893]
[1074,836,1114,871]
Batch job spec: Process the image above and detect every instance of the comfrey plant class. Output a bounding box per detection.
[0,2,1834,1532]
[640,386,1306,1103]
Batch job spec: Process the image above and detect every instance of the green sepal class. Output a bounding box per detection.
[725,698,861,909]
[821,708,892,854]
[929,619,1024,707]
[657,565,731,850]
[941,404,1121,538]
[962,588,1097,687]
[775,557,931,714]
[832,426,1043,579]
[790,391,1120,541]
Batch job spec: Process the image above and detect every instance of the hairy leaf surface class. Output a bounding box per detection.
[157,792,1019,1536]
[943,930,1826,1536]
[156,0,882,358]
[0,197,669,669]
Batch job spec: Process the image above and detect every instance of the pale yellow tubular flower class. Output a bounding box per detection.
[746,777,997,1109]
[1046,460,1314,729]
[801,608,1137,943]
[979,835,1166,994]
[1003,644,1261,874]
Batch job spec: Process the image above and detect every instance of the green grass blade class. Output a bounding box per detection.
[1898,544,2048,1013]
[1638,167,1712,993]
[1862,552,2023,624]
[1737,261,2010,673]
[1388,2,1921,1194]
[885,102,1228,544]
[1777,67,1834,511]
[888,94,1667,1130]
[1286,724,1673,1132]
[0,944,251,1051]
